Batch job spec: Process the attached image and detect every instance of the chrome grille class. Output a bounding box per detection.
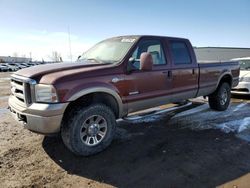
[10,75,36,106]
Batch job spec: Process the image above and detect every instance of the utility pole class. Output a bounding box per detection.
[29,52,32,61]
[68,26,73,62]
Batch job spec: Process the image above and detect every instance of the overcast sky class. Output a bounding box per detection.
[0,0,249,61]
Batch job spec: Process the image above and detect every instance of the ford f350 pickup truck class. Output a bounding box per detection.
[8,35,240,156]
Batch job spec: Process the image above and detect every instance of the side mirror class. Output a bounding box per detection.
[140,52,153,71]
[127,57,135,74]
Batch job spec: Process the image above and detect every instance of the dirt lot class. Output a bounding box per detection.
[1,72,250,188]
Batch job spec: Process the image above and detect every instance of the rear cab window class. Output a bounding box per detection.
[169,41,191,65]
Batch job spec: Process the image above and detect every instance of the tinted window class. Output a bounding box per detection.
[132,39,167,66]
[170,41,191,64]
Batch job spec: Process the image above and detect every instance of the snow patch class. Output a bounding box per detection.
[0,77,10,80]
[123,102,192,124]
[0,108,8,116]
[215,117,250,133]
[233,103,248,112]
[126,114,164,123]
[238,118,250,132]
[179,115,250,134]
[174,104,209,118]
[0,77,10,83]
[0,96,9,100]
[170,103,250,143]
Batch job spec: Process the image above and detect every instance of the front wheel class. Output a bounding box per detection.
[61,104,116,156]
[208,82,231,111]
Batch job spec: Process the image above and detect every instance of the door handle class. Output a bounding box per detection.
[163,71,172,79]
[168,71,172,79]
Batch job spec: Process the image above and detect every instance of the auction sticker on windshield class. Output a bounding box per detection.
[121,38,136,43]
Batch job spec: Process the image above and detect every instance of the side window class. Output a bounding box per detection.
[131,39,167,67]
[170,41,191,64]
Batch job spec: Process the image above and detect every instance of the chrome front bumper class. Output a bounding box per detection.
[8,95,69,134]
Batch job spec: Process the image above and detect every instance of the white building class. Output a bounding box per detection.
[194,47,250,61]
[0,56,32,63]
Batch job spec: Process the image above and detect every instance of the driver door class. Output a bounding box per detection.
[123,38,172,113]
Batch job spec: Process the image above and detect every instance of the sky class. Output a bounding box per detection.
[0,0,249,61]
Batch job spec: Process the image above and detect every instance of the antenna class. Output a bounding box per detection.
[68,26,73,62]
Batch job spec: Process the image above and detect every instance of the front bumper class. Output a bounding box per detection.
[8,95,69,134]
[231,81,250,95]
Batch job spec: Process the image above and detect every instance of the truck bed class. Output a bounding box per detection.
[197,61,240,97]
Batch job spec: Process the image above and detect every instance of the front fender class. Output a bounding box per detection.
[67,86,125,118]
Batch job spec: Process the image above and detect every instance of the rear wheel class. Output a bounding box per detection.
[61,104,116,156]
[208,82,231,111]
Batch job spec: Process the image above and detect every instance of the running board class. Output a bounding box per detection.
[122,102,192,121]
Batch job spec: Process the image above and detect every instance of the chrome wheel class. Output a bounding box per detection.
[80,115,107,146]
[220,88,228,105]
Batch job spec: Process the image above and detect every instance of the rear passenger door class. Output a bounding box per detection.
[168,40,199,99]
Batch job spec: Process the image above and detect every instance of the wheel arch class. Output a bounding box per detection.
[64,87,124,119]
[216,72,233,89]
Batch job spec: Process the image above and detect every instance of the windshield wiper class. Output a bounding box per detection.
[86,58,104,63]
[78,58,102,63]
[78,57,116,64]
[87,58,116,64]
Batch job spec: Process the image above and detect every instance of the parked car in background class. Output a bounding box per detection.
[20,63,30,67]
[231,57,250,95]
[0,62,41,72]
[27,63,37,66]
[4,63,18,72]
[8,63,21,70]
[0,64,8,72]
[12,63,26,70]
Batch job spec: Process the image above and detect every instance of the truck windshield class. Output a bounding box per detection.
[239,60,250,70]
[78,37,138,64]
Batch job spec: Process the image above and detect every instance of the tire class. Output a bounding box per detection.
[208,82,231,111]
[61,104,116,156]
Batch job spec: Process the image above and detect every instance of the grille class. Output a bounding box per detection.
[10,75,36,106]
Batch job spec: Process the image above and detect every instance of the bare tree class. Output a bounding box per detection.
[0,58,5,63]
[49,51,62,62]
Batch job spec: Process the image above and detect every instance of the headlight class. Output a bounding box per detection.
[35,84,58,103]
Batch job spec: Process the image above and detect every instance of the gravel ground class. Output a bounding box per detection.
[0,72,250,188]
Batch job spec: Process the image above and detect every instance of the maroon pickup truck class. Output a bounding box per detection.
[8,35,240,156]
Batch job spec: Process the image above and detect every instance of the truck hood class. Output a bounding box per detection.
[240,70,250,78]
[15,61,112,81]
